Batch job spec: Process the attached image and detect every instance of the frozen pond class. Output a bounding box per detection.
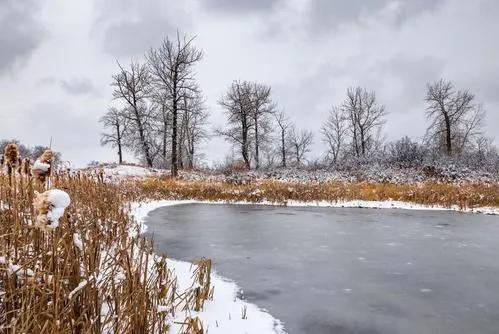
[144,204,499,334]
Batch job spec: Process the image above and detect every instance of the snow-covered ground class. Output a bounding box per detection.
[87,163,499,184]
[167,259,285,334]
[101,164,165,180]
[180,166,499,184]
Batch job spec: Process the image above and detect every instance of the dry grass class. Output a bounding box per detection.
[136,177,499,209]
[0,159,210,333]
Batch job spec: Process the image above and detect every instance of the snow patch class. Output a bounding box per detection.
[68,279,88,299]
[73,233,83,251]
[45,189,71,229]
[168,259,285,334]
[32,160,50,172]
[101,164,164,181]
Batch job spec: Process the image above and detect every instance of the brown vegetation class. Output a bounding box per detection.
[0,152,209,332]
[137,177,499,209]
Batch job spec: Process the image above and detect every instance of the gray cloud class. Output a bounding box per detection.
[307,0,444,32]
[392,0,444,24]
[201,0,282,13]
[458,65,499,104]
[39,77,97,95]
[0,1,44,74]
[92,0,189,57]
[21,101,108,163]
[100,18,175,57]
[368,55,445,112]
[59,78,96,95]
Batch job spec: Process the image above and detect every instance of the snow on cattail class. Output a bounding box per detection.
[33,189,71,231]
[33,149,53,183]
[3,143,19,174]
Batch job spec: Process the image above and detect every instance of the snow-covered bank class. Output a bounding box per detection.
[102,164,164,179]
[132,199,499,225]
[131,202,286,334]
[167,259,285,334]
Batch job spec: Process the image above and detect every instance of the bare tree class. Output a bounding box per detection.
[181,92,209,168]
[288,127,313,166]
[149,85,172,168]
[178,96,188,169]
[111,61,155,167]
[425,79,485,156]
[322,106,348,165]
[100,107,129,164]
[342,87,387,158]
[475,136,493,157]
[250,82,276,169]
[274,111,292,167]
[217,80,254,169]
[457,104,485,153]
[147,32,203,177]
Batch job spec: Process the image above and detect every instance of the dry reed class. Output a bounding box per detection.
[135,177,499,210]
[32,149,53,184]
[0,146,212,333]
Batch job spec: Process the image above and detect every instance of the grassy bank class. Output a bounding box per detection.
[136,177,499,209]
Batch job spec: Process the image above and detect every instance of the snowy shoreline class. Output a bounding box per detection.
[133,199,499,236]
[131,201,287,334]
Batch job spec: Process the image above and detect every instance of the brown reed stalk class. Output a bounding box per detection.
[1,161,182,333]
[179,316,204,334]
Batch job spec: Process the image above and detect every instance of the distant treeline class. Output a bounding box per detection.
[101,32,497,174]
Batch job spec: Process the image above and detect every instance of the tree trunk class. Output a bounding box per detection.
[360,127,366,157]
[295,145,300,165]
[116,123,123,164]
[188,142,194,169]
[281,129,286,168]
[444,115,452,155]
[352,123,360,158]
[254,116,259,169]
[133,108,153,167]
[171,77,178,177]
[162,119,168,167]
[178,137,184,170]
[241,118,250,169]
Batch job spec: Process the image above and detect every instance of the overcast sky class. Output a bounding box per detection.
[0,0,498,166]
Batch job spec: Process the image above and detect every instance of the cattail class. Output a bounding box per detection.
[32,149,54,183]
[33,189,70,231]
[97,168,104,183]
[20,158,31,176]
[3,143,19,174]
